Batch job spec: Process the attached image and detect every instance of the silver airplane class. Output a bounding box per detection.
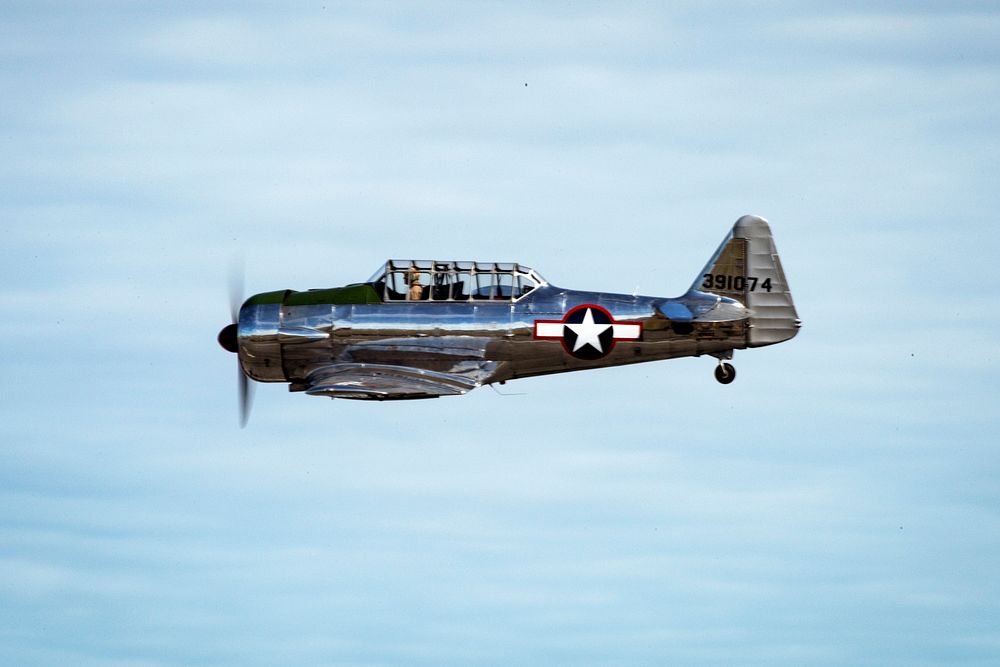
[218,215,800,423]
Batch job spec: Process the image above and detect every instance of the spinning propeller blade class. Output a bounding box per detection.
[238,365,255,429]
[219,257,253,428]
[228,256,244,325]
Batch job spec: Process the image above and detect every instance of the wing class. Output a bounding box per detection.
[304,361,499,400]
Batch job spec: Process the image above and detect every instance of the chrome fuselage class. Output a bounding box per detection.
[237,284,749,389]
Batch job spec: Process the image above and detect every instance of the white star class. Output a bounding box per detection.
[565,308,611,353]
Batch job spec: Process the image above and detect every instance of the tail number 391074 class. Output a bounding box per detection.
[701,274,772,292]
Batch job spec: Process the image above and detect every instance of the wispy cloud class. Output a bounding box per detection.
[2,2,999,665]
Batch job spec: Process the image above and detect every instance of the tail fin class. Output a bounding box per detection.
[691,215,801,347]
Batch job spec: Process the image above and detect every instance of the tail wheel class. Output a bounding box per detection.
[714,362,736,385]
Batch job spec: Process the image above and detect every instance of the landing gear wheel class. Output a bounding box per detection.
[715,362,736,385]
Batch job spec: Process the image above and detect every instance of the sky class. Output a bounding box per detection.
[2,1,999,665]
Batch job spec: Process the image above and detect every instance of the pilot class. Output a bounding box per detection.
[408,269,424,301]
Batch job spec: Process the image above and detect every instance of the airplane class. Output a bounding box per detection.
[218,215,800,424]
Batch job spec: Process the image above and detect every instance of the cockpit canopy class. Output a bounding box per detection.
[366,260,546,302]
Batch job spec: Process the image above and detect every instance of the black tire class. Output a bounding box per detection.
[714,363,736,384]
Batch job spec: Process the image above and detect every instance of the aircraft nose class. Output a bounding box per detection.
[218,323,238,353]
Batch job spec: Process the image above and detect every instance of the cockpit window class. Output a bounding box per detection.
[516,273,538,298]
[371,260,546,302]
[496,272,514,299]
[472,272,495,299]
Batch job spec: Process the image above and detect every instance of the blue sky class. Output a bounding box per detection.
[2,2,999,665]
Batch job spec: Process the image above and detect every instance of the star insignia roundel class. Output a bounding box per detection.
[534,304,643,360]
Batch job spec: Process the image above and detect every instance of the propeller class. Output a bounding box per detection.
[218,257,255,428]
[237,361,255,429]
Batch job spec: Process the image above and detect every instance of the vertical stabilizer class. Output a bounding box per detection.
[693,215,800,347]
